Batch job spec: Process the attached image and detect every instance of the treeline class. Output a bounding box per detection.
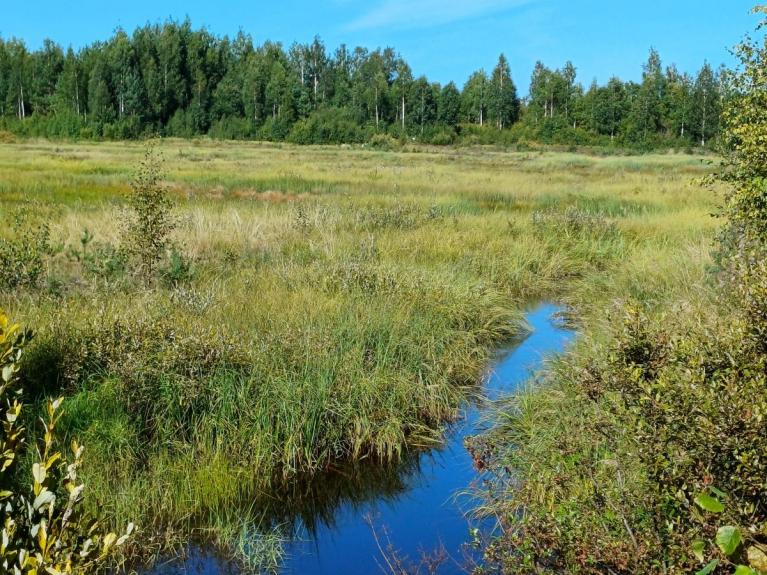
[523,52,725,149]
[0,20,726,148]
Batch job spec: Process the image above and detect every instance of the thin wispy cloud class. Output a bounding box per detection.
[346,0,536,31]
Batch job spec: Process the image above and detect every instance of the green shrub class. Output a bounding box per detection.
[367,133,399,151]
[159,248,194,287]
[66,229,127,283]
[476,9,767,573]
[593,306,767,571]
[475,301,767,573]
[429,129,456,146]
[0,206,51,290]
[102,123,117,140]
[121,144,177,277]
[288,108,364,145]
[260,117,292,142]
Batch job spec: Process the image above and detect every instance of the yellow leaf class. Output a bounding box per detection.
[44,453,60,470]
[37,521,47,552]
[748,546,767,571]
[102,532,117,553]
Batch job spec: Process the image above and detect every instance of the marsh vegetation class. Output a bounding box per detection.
[6,1,767,573]
[471,15,767,574]
[0,138,721,571]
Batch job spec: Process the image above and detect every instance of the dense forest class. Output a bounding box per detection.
[0,20,726,148]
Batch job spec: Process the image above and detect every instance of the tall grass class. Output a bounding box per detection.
[0,139,719,569]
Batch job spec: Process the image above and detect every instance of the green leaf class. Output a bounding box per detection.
[692,540,707,563]
[695,494,725,513]
[709,486,729,500]
[696,559,719,575]
[32,489,55,510]
[716,526,742,557]
[733,566,756,575]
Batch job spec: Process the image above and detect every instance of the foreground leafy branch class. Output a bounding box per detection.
[0,310,132,573]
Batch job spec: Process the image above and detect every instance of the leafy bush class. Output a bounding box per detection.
[592,307,767,572]
[455,123,519,147]
[0,309,133,573]
[428,129,456,146]
[159,248,194,287]
[288,108,364,145]
[207,116,253,140]
[78,127,94,140]
[66,229,126,283]
[474,302,767,573]
[260,117,292,142]
[0,205,51,290]
[367,133,400,151]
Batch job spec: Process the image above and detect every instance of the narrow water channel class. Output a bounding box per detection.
[283,303,573,574]
[145,303,574,574]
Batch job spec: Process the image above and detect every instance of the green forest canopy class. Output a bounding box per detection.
[0,20,726,147]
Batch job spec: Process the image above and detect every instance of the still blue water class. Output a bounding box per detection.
[145,303,574,574]
[283,302,573,574]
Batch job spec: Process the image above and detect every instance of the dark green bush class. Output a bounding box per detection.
[288,108,364,145]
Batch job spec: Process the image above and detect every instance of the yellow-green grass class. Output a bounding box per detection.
[0,139,722,568]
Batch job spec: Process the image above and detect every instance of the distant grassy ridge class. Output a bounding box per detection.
[0,140,719,568]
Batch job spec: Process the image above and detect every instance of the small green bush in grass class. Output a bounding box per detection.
[121,144,177,277]
[0,206,51,290]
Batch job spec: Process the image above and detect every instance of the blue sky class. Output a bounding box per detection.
[1,0,757,93]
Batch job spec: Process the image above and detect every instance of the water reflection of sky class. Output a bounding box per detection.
[144,303,575,575]
[284,303,574,575]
